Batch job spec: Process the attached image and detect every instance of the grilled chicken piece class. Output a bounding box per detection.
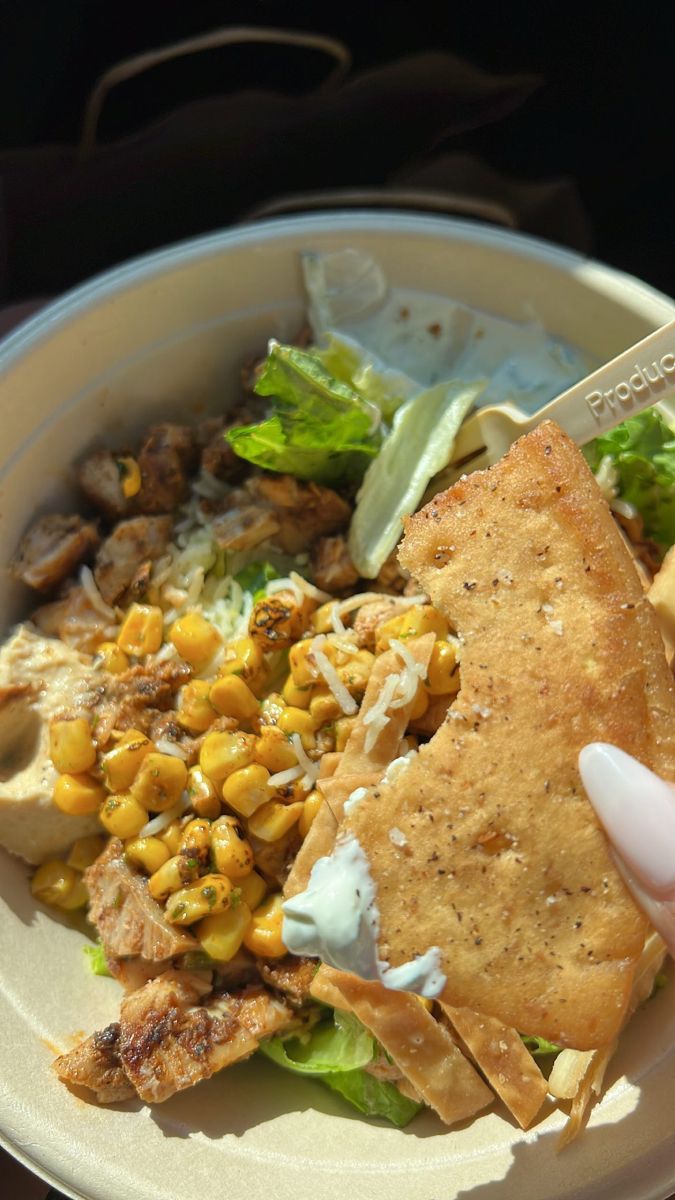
[312,535,359,594]
[257,956,317,1006]
[31,583,114,653]
[246,475,351,555]
[54,1023,136,1103]
[197,410,253,482]
[249,828,302,887]
[11,514,99,593]
[86,839,198,961]
[374,549,410,594]
[351,597,399,650]
[92,658,191,744]
[211,504,280,552]
[94,515,172,605]
[107,955,172,994]
[118,974,293,1103]
[77,450,129,521]
[134,424,198,514]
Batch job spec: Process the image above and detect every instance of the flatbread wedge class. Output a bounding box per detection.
[343,421,675,1049]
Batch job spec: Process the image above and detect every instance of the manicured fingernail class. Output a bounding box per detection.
[579,743,675,900]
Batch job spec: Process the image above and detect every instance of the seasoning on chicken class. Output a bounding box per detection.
[257,955,317,1007]
[197,409,254,482]
[77,450,130,521]
[11,514,100,593]
[134,424,198,514]
[246,474,351,554]
[211,504,280,552]
[92,658,191,745]
[94,515,172,606]
[312,535,359,594]
[31,583,114,654]
[351,597,400,650]
[85,839,199,961]
[54,1023,136,1103]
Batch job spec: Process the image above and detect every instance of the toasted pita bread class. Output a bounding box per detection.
[439,1004,547,1129]
[344,422,675,1048]
[284,635,435,899]
[312,966,493,1126]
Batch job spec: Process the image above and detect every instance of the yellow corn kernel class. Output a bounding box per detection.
[49,717,97,775]
[177,680,215,734]
[409,681,429,720]
[337,650,375,698]
[186,766,221,820]
[197,902,252,961]
[221,763,272,818]
[95,641,130,674]
[31,860,78,907]
[57,876,89,910]
[169,612,222,670]
[281,674,312,709]
[236,869,267,912]
[277,706,316,750]
[66,834,106,871]
[243,893,286,958]
[335,716,358,752]
[125,835,170,875]
[209,675,259,724]
[254,726,297,773]
[102,730,154,791]
[211,815,255,879]
[179,817,212,866]
[53,773,106,816]
[311,600,339,634]
[220,636,264,682]
[298,790,323,838]
[131,752,188,812]
[159,820,183,856]
[426,639,460,696]
[309,687,342,725]
[116,455,141,498]
[100,792,148,838]
[289,638,317,687]
[258,692,286,728]
[248,799,303,843]
[400,604,449,642]
[249,592,306,651]
[375,613,407,654]
[199,730,255,783]
[165,873,232,925]
[148,853,199,901]
[117,603,164,656]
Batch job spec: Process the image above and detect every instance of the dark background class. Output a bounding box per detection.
[0,1,673,304]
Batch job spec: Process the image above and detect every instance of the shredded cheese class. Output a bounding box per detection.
[154,739,188,760]
[139,791,191,838]
[290,570,332,603]
[268,764,304,788]
[310,634,358,715]
[80,565,116,620]
[290,733,320,787]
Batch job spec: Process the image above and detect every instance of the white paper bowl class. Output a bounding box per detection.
[1,213,674,1200]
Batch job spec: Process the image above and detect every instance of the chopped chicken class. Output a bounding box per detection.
[77,450,129,521]
[85,839,198,961]
[374,549,410,594]
[54,1023,136,1103]
[11,514,99,593]
[31,583,114,654]
[0,626,102,863]
[92,658,191,744]
[351,597,399,650]
[249,828,302,887]
[312,535,359,593]
[197,409,254,482]
[246,475,351,554]
[134,424,198,514]
[257,956,317,1006]
[211,504,280,552]
[94,515,172,605]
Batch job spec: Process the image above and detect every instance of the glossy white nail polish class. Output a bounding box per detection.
[579,743,675,901]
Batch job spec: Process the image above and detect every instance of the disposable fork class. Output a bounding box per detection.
[438,319,675,486]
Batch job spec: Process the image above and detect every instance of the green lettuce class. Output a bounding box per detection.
[583,408,675,551]
[233,560,280,600]
[259,1010,422,1127]
[316,332,416,422]
[227,342,381,487]
[520,1034,561,1058]
[83,940,111,977]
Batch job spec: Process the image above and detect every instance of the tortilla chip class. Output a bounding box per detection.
[345,423,675,1049]
[313,966,493,1126]
[439,1003,547,1129]
[284,635,435,900]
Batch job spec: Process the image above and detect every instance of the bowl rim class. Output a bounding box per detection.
[1,211,674,377]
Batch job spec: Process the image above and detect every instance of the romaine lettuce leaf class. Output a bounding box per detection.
[316,332,417,422]
[259,1010,422,1126]
[348,380,484,577]
[227,342,381,487]
[583,408,675,551]
[83,940,111,977]
[520,1034,561,1058]
[233,560,280,601]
